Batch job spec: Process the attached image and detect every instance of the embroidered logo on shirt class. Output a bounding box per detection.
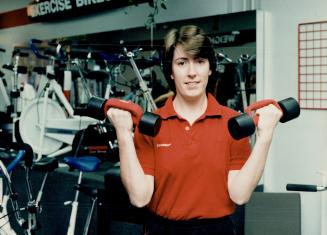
[156,143,172,148]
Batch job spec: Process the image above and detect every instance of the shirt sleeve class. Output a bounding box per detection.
[134,128,155,176]
[229,137,251,170]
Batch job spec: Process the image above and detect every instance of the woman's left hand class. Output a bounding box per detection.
[255,104,283,141]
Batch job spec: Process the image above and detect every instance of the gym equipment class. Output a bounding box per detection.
[100,48,158,112]
[235,54,253,111]
[215,53,256,112]
[286,184,327,192]
[124,48,158,112]
[286,170,327,235]
[0,141,58,235]
[18,72,96,161]
[99,163,147,234]
[0,48,11,114]
[2,49,30,115]
[228,97,300,140]
[71,123,119,161]
[22,39,97,161]
[0,70,11,111]
[63,156,101,235]
[244,192,301,235]
[1,49,33,143]
[87,96,161,137]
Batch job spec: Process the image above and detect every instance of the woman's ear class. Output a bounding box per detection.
[208,70,212,76]
[171,75,174,80]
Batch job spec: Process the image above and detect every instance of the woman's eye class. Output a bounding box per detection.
[177,61,185,66]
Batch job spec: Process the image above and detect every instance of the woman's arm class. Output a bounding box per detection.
[107,108,154,208]
[227,104,283,205]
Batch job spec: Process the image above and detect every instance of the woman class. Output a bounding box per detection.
[107,25,282,235]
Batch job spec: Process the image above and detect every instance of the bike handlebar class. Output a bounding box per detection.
[286,183,327,192]
[0,141,34,169]
[30,39,51,60]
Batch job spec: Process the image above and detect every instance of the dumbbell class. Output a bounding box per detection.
[228,97,300,140]
[86,96,161,137]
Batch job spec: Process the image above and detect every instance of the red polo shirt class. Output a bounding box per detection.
[134,94,251,220]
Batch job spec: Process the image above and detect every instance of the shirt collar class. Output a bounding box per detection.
[158,93,223,119]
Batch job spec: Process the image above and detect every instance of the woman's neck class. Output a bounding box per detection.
[173,94,208,125]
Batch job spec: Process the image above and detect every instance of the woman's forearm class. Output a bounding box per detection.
[116,129,154,207]
[228,137,272,205]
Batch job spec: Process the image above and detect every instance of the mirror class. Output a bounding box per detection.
[68,10,257,111]
[10,10,256,113]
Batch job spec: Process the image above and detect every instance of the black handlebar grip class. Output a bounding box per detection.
[286,184,318,192]
[17,66,28,74]
[2,64,13,71]
[33,66,46,75]
[31,39,43,44]
[0,141,34,168]
[19,52,29,57]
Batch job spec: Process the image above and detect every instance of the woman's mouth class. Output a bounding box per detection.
[185,81,200,88]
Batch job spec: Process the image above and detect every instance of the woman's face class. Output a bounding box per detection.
[171,44,212,101]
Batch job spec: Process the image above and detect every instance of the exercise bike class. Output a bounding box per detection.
[1,49,33,143]
[18,39,97,161]
[0,141,58,235]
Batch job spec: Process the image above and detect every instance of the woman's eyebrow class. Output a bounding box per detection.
[174,57,188,61]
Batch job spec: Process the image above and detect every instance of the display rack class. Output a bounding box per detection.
[298,20,327,110]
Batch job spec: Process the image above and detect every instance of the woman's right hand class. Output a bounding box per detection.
[107,108,134,134]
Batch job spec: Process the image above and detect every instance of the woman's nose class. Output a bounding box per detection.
[187,62,196,78]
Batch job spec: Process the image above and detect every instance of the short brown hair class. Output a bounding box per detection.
[162,25,217,92]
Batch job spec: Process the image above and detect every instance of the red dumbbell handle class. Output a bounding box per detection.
[245,99,282,125]
[103,98,143,124]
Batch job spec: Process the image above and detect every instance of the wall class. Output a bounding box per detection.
[259,1,327,234]
[0,0,326,234]
[0,0,254,61]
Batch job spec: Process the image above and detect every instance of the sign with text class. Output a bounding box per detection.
[27,0,148,21]
[208,29,255,47]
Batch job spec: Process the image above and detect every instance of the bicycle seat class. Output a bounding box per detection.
[32,157,59,172]
[63,156,100,172]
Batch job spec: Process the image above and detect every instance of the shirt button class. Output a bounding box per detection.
[185,126,190,131]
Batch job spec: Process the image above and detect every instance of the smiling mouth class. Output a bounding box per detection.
[185,81,200,85]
